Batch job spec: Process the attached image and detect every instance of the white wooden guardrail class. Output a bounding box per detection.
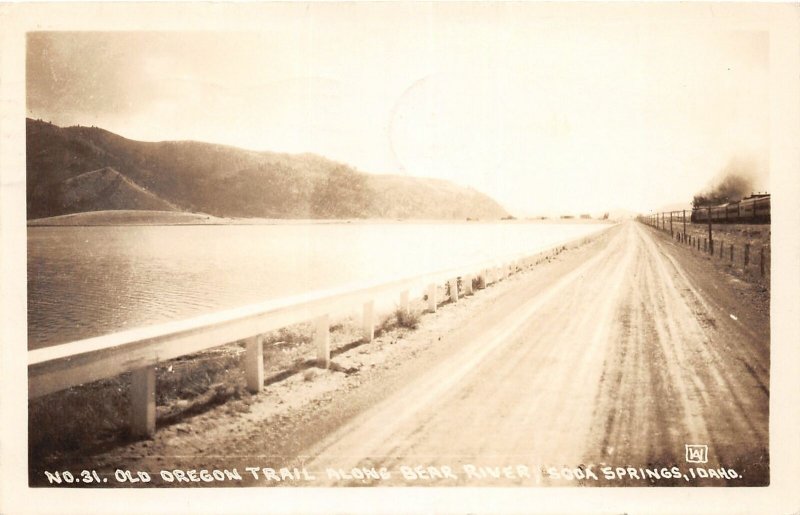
[28,236,594,438]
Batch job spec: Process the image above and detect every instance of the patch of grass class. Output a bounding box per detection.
[157,347,244,402]
[375,314,395,335]
[374,307,422,335]
[395,308,421,330]
[263,324,313,347]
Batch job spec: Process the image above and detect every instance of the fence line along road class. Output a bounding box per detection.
[637,211,769,278]
[28,231,605,438]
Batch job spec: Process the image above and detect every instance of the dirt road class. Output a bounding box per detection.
[52,221,769,488]
[289,221,769,486]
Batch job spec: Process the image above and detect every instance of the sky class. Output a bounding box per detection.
[26,4,770,217]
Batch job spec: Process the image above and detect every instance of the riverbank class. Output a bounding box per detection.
[27,209,616,227]
[28,231,600,485]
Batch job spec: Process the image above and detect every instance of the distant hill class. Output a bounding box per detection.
[26,119,508,221]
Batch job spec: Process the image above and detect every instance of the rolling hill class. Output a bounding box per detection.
[26,119,508,221]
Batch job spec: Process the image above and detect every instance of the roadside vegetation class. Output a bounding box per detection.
[665,222,770,291]
[30,294,429,472]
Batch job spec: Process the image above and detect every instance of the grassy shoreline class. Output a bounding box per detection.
[27,209,617,227]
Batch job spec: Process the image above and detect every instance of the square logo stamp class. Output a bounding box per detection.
[685,444,709,463]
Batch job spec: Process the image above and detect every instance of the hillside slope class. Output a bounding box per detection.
[59,167,179,213]
[26,119,508,220]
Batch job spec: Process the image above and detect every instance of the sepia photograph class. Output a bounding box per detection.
[2,2,799,514]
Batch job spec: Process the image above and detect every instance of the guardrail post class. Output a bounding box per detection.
[315,314,330,368]
[362,300,375,342]
[449,278,459,303]
[464,274,473,295]
[244,335,265,393]
[427,283,437,312]
[399,290,410,314]
[130,366,156,438]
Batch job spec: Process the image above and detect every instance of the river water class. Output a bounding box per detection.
[27,222,610,349]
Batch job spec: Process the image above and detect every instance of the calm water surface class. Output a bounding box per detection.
[28,222,610,349]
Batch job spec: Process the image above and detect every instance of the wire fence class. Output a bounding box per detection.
[638,210,770,279]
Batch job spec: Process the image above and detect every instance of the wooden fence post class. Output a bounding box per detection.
[683,210,687,241]
[730,244,734,262]
[479,269,487,289]
[463,274,473,295]
[760,247,765,276]
[131,366,156,438]
[244,335,265,393]
[670,212,673,237]
[744,244,750,267]
[315,314,330,368]
[427,283,437,312]
[708,207,713,256]
[362,300,375,342]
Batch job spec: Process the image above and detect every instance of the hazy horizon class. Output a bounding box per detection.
[26,5,771,217]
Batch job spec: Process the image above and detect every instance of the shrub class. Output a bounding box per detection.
[395,308,421,329]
